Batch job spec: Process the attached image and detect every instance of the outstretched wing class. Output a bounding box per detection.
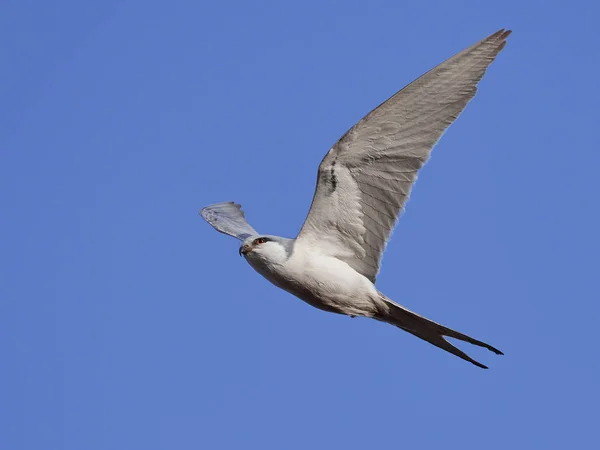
[200,202,258,241]
[297,29,511,283]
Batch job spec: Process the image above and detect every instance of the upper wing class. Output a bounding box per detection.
[200,201,258,241]
[297,29,511,283]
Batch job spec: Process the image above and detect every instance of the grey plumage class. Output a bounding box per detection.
[200,30,511,369]
[200,202,258,241]
[300,29,512,283]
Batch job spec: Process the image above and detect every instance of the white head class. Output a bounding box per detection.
[239,235,294,266]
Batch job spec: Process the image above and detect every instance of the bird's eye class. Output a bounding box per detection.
[254,238,267,245]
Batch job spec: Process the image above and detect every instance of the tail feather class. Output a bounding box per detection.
[377,296,503,369]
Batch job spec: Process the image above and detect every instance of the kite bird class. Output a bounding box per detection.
[201,29,511,368]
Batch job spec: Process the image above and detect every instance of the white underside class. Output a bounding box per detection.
[244,240,385,317]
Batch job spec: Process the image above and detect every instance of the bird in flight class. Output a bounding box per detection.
[201,29,510,368]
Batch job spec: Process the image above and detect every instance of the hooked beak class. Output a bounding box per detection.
[239,244,251,256]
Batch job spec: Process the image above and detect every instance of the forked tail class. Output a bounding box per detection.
[377,295,503,369]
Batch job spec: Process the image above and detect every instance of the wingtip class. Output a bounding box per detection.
[494,29,512,48]
[491,28,512,39]
[482,29,511,53]
[199,201,239,214]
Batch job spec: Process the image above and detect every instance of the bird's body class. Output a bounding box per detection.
[201,30,511,368]
[243,236,381,317]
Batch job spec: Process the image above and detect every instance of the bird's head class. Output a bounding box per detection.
[239,235,293,265]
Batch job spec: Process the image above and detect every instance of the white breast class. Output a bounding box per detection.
[246,240,380,317]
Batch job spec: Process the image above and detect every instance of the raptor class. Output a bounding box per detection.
[201,29,511,368]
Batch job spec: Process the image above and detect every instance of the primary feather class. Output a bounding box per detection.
[200,202,258,241]
[298,29,511,282]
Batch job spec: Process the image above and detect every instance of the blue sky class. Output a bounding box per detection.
[2,1,599,449]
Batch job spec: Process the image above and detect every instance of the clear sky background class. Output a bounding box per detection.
[2,1,599,449]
